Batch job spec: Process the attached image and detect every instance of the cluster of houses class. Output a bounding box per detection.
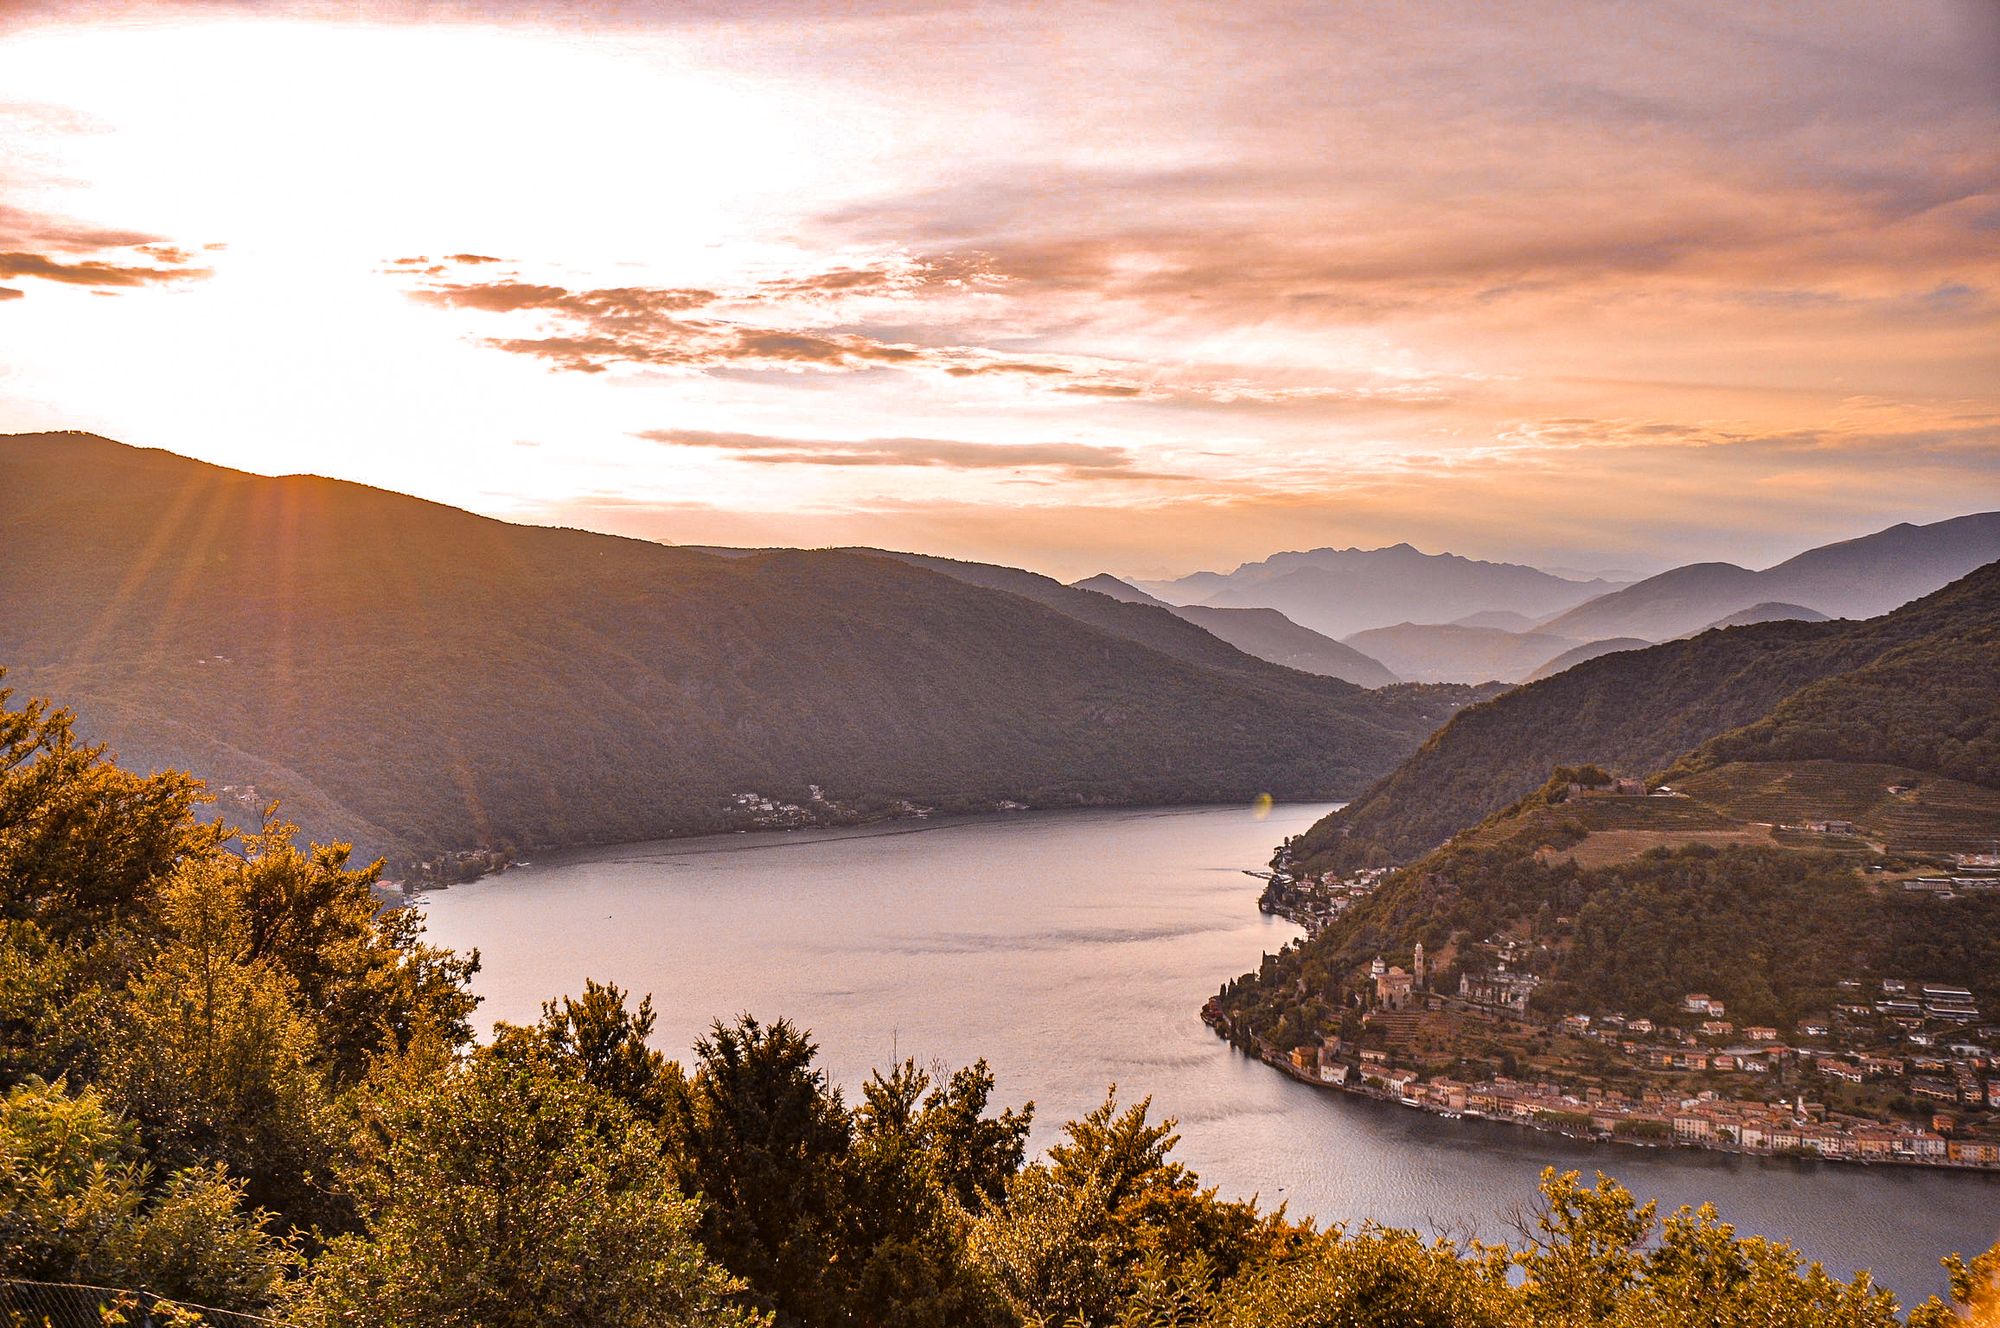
[1269,941,2000,1167]
[1256,865,1391,934]
[1281,1044,2000,1168]
[721,784,932,830]
[1542,981,1995,1102]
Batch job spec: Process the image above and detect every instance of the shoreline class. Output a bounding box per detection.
[395,797,1347,895]
[1202,1007,2000,1175]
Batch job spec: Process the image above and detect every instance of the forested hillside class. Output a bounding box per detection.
[1673,625,2000,789]
[1288,562,2000,874]
[1251,774,2000,1035]
[0,433,1479,872]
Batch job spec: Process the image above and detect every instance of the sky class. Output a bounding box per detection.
[1,1,1996,582]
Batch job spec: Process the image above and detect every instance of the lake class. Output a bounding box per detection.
[418,803,1999,1304]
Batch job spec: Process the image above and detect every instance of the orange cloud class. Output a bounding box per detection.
[635,428,1187,480]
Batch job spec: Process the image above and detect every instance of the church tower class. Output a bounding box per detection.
[1413,943,1427,989]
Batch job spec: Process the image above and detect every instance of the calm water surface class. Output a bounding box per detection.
[419,803,1998,1303]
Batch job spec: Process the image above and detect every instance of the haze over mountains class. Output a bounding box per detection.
[1539,513,2000,642]
[0,433,1481,873]
[1135,545,1621,640]
[1069,574,1399,686]
[1130,514,2000,684]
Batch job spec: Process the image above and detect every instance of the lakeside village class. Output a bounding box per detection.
[380,786,1036,894]
[1211,859,2000,1171]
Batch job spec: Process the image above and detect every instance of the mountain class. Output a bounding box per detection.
[1283,560,2000,875]
[1538,565,1647,583]
[1071,572,1169,607]
[1671,617,2000,791]
[1543,513,2000,642]
[1070,574,1400,686]
[1172,607,1401,687]
[1134,544,1620,639]
[1700,602,1831,632]
[1523,637,1653,682]
[1449,609,1539,632]
[1338,623,1584,685]
[0,433,1486,872]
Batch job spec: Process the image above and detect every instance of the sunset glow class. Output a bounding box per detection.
[3,1,1996,577]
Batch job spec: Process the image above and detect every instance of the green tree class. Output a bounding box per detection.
[490,977,673,1121]
[974,1090,1289,1326]
[293,1055,758,1328]
[1618,1204,1902,1328]
[1213,1226,1515,1328]
[227,817,480,1081]
[0,1077,294,1310]
[1515,1170,1653,1328]
[844,1059,1020,1328]
[0,679,217,936]
[93,851,344,1227]
[663,1015,854,1326]
[1909,1239,2000,1328]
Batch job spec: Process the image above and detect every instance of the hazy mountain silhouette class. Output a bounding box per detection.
[1071,573,1399,686]
[1543,513,2000,642]
[1699,602,1833,632]
[1448,609,1540,632]
[1135,544,1620,639]
[1523,637,1653,682]
[1337,622,1584,685]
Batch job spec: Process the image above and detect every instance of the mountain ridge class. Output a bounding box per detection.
[1069,573,1400,686]
[0,432,1479,872]
[1544,512,2000,641]
[1134,544,1619,638]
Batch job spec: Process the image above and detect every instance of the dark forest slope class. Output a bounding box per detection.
[0,433,1469,869]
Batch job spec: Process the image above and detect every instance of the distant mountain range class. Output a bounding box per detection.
[1134,545,1620,640]
[0,433,1487,872]
[1129,516,2000,686]
[1337,623,1583,685]
[1540,513,2000,642]
[1523,637,1651,683]
[1284,559,2000,876]
[1069,574,1399,686]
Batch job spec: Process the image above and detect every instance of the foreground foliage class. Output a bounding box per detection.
[0,677,1995,1326]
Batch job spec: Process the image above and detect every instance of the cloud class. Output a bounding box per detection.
[0,203,160,252]
[398,254,1081,379]
[0,286,22,301]
[0,204,213,294]
[0,249,211,289]
[635,428,1185,479]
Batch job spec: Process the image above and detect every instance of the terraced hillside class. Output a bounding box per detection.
[1673,761,2000,858]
